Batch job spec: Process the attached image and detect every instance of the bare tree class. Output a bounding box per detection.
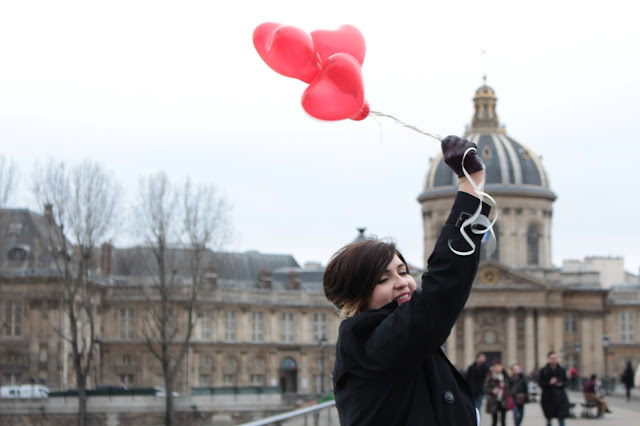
[32,159,121,426]
[132,173,231,426]
[0,155,18,207]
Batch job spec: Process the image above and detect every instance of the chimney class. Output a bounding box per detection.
[101,241,113,276]
[204,265,217,288]
[287,269,301,290]
[44,203,55,226]
[257,268,272,289]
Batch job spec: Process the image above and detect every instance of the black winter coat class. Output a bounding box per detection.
[466,361,489,397]
[332,192,490,425]
[538,364,570,419]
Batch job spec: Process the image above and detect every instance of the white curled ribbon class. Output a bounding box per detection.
[448,147,499,256]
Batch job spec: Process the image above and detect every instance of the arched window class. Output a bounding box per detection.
[527,224,539,265]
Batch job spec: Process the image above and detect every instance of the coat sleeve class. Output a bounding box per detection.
[358,192,491,373]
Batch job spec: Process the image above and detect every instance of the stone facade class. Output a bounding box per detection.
[2,82,640,400]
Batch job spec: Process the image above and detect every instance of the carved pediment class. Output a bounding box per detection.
[473,261,551,290]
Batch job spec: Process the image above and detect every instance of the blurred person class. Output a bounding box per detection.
[483,360,512,426]
[466,352,490,411]
[538,351,570,426]
[620,361,634,402]
[583,374,611,417]
[510,363,529,426]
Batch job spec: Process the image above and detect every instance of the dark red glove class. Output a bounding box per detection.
[441,135,484,177]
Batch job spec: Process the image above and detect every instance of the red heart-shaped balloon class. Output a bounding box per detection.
[253,22,321,84]
[350,100,370,121]
[311,25,366,66]
[301,53,364,121]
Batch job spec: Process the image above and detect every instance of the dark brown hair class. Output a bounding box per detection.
[323,238,409,318]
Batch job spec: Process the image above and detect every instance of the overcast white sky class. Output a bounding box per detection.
[1,1,639,275]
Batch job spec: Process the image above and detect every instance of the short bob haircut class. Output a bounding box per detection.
[323,238,410,318]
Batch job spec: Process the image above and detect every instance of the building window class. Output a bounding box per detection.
[7,247,27,262]
[4,301,22,336]
[118,308,134,340]
[3,373,21,385]
[281,312,295,342]
[252,311,264,342]
[479,224,499,262]
[199,374,210,386]
[620,311,636,342]
[200,310,212,340]
[312,375,324,394]
[201,355,213,368]
[223,374,235,386]
[119,374,134,387]
[250,374,265,386]
[224,311,236,341]
[564,313,577,334]
[527,224,539,265]
[313,313,327,342]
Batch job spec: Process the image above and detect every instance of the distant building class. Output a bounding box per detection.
[2,81,639,398]
[420,78,640,377]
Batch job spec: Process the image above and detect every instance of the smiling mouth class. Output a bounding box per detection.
[395,293,411,304]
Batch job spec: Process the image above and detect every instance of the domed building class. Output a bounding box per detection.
[417,80,640,382]
[420,77,555,269]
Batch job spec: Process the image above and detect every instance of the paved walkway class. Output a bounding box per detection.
[479,390,640,426]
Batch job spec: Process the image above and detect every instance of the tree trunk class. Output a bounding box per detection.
[165,373,175,426]
[77,382,87,426]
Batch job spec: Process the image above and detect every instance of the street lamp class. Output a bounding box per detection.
[318,335,328,395]
[602,334,610,395]
[573,340,581,385]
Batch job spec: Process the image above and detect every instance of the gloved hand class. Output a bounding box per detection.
[441,135,484,177]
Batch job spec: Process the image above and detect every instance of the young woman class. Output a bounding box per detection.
[483,360,512,426]
[323,136,490,425]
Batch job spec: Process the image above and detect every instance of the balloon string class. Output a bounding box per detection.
[369,110,442,142]
[447,147,499,256]
[366,111,498,256]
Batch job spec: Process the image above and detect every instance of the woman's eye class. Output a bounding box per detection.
[399,271,407,276]
[378,277,388,284]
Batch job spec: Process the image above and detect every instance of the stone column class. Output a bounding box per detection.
[300,312,309,344]
[525,309,535,373]
[506,309,517,366]
[270,310,278,343]
[553,311,564,354]
[537,309,549,368]
[446,322,457,366]
[592,316,605,378]
[581,315,593,376]
[464,310,475,367]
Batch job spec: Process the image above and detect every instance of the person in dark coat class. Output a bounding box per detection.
[621,361,634,402]
[509,363,529,426]
[483,360,512,426]
[466,352,489,411]
[538,351,570,426]
[324,136,490,425]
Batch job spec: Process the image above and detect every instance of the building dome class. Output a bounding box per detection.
[418,79,557,269]
[419,78,556,202]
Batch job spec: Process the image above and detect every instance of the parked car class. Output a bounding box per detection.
[154,387,179,397]
[0,384,50,399]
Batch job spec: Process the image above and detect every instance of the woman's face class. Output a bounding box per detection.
[367,254,416,309]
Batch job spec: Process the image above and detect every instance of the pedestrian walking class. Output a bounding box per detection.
[483,360,512,426]
[621,361,634,402]
[509,363,529,426]
[466,352,489,411]
[538,351,570,426]
[324,136,490,425]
